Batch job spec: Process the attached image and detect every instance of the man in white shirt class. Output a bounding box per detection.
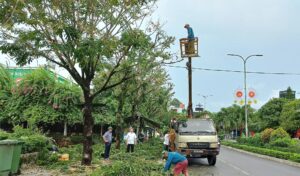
[163,131,170,151]
[126,127,137,153]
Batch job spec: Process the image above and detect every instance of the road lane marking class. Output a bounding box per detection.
[219,158,251,176]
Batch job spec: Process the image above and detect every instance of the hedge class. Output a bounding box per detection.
[222,141,300,163]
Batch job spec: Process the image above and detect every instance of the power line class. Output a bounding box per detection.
[165,65,300,76]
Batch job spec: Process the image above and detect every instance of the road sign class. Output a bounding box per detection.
[235,89,243,98]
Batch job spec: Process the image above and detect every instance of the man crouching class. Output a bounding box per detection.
[162,151,189,176]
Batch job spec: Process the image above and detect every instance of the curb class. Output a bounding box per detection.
[222,145,300,168]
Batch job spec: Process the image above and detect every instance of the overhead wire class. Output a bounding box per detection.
[164,65,300,76]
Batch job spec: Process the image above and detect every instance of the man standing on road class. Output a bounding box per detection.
[102,126,113,160]
[162,151,189,176]
[126,127,137,153]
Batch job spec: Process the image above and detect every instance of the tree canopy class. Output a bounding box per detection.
[0,0,175,165]
[255,98,287,130]
[280,99,300,132]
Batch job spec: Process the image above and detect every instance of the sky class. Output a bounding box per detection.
[1,0,300,112]
[151,0,300,112]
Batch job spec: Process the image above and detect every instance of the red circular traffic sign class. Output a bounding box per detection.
[249,91,256,98]
[236,91,243,98]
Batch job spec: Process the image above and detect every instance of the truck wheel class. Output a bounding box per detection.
[207,156,216,166]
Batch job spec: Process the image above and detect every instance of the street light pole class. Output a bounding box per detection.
[198,94,213,111]
[227,54,263,138]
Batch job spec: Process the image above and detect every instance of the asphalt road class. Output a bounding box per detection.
[187,146,300,176]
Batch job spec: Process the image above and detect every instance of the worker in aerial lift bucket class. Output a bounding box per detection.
[184,24,195,55]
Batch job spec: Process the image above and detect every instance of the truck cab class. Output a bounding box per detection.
[174,118,220,166]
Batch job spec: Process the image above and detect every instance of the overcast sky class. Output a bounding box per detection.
[153,0,300,112]
[1,0,300,112]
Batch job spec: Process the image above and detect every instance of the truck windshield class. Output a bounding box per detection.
[179,119,216,134]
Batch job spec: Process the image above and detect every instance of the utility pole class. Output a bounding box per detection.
[181,24,199,118]
[227,54,263,137]
[187,57,193,118]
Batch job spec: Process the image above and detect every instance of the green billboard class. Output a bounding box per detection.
[7,67,69,83]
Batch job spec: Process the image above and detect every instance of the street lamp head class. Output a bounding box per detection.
[255,54,263,57]
[227,54,237,56]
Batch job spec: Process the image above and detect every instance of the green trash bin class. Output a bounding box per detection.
[11,140,24,174]
[0,140,24,176]
[0,140,14,176]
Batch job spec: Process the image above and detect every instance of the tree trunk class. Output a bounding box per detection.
[115,94,125,149]
[136,116,140,139]
[100,124,103,135]
[81,91,94,165]
[63,121,68,137]
[115,125,122,149]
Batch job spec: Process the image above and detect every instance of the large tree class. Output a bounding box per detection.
[0,0,174,165]
[2,68,82,132]
[255,98,287,130]
[280,99,300,132]
[214,104,255,133]
[93,63,173,149]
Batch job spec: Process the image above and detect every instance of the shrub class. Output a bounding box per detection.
[70,135,84,144]
[36,148,59,166]
[261,128,274,143]
[248,133,263,146]
[0,129,10,140]
[3,126,52,153]
[290,154,300,162]
[270,137,297,148]
[237,133,263,146]
[222,141,300,163]
[270,127,290,141]
[19,134,51,153]
[237,136,247,144]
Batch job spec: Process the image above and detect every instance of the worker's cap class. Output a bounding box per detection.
[184,24,190,28]
[108,126,113,130]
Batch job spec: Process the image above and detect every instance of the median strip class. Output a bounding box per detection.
[222,142,300,168]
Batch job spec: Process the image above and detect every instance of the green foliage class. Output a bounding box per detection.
[0,0,174,165]
[222,141,300,163]
[261,128,274,143]
[34,137,165,175]
[269,137,295,148]
[70,135,84,144]
[1,126,51,154]
[0,129,10,140]
[92,159,162,176]
[12,126,51,153]
[0,65,12,120]
[92,138,163,176]
[37,148,59,166]
[270,127,290,142]
[280,99,300,132]
[0,65,12,91]
[238,133,263,147]
[214,104,255,132]
[1,68,82,126]
[170,98,181,108]
[256,98,287,130]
